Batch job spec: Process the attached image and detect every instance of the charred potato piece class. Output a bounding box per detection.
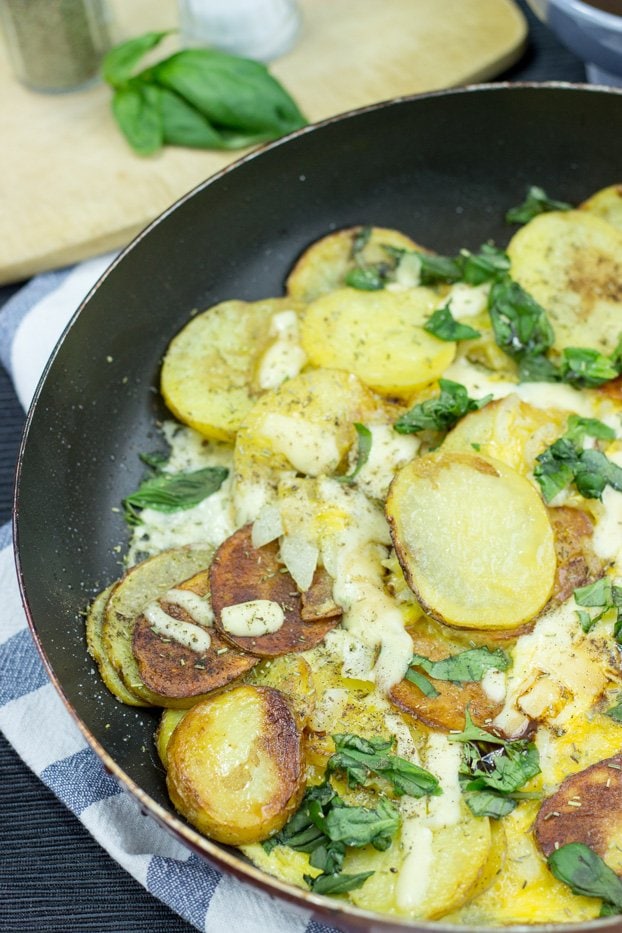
[535,754,622,875]
[286,226,423,303]
[507,210,622,354]
[300,566,341,621]
[245,655,316,728]
[210,525,340,656]
[300,287,455,397]
[166,685,305,845]
[580,183,622,233]
[86,586,149,707]
[101,546,214,706]
[386,452,556,630]
[132,569,257,704]
[161,297,303,442]
[548,506,602,606]
[389,630,505,732]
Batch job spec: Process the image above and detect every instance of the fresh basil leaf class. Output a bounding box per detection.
[304,870,374,895]
[409,646,510,683]
[404,666,439,698]
[415,252,464,285]
[565,415,616,445]
[606,697,622,722]
[448,709,507,746]
[324,798,400,850]
[574,577,612,608]
[152,49,305,137]
[327,733,441,799]
[533,437,579,503]
[465,742,540,795]
[560,347,619,388]
[139,449,170,471]
[308,840,345,874]
[576,608,597,633]
[488,276,555,361]
[575,449,622,499]
[461,244,510,285]
[351,226,373,257]
[518,353,560,383]
[506,185,573,225]
[344,266,386,290]
[102,30,170,88]
[464,790,517,819]
[112,81,163,156]
[394,379,491,435]
[337,423,373,484]
[122,466,228,524]
[548,843,622,911]
[424,304,481,342]
[159,86,243,149]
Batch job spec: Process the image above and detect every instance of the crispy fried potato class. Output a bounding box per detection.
[101,546,214,706]
[300,566,341,621]
[386,452,556,630]
[245,655,316,728]
[161,297,303,442]
[132,569,257,703]
[300,287,455,397]
[580,183,622,233]
[166,685,305,844]
[507,210,622,354]
[86,586,149,706]
[155,708,187,767]
[210,525,340,656]
[286,226,423,303]
[389,630,504,732]
[548,506,602,606]
[535,754,622,875]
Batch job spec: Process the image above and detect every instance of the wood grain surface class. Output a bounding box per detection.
[0,0,526,284]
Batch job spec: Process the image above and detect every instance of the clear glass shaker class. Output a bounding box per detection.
[177,0,301,61]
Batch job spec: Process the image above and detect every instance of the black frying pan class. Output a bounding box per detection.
[14,84,622,932]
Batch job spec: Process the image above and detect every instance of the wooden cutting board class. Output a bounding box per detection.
[0,0,526,284]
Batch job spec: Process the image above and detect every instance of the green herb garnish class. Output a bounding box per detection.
[548,843,622,915]
[415,245,509,287]
[559,347,620,388]
[337,423,372,484]
[534,415,621,503]
[304,870,375,895]
[102,32,306,155]
[122,465,228,525]
[404,667,439,698]
[327,733,442,799]
[606,697,622,722]
[407,646,511,684]
[424,304,481,342]
[394,379,491,435]
[488,276,555,363]
[573,577,622,641]
[505,185,573,225]
[344,226,395,290]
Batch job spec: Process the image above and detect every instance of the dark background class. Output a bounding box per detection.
[0,2,587,930]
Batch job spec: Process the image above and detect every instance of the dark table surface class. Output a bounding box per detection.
[0,2,588,930]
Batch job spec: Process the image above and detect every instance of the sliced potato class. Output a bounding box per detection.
[300,287,455,397]
[548,506,602,606]
[161,297,303,442]
[535,754,622,875]
[245,655,316,728]
[389,629,504,732]
[101,546,214,706]
[300,566,341,621]
[580,183,622,233]
[286,226,423,303]
[86,586,149,707]
[386,452,556,630]
[507,210,622,354]
[155,708,187,767]
[132,569,258,703]
[166,685,305,844]
[210,525,340,657]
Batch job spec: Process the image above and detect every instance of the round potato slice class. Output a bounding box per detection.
[155,708,187,768]
[166,685,305,845]
[507,210,622,354]
[300,287,455,397]
[535,753,622,876]
[245,655,316,728]
[286,226,423,303]
[580,183,622,233]
[86,586,149,707]
[386,452,556,630]
[161,297,303,442]
[547,506,602,606]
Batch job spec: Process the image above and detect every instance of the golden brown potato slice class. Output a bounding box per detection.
[101,546,214,706]
[132,569,257,702]
[286,226,423,303]
[580,183,622,233]
[300,566,341,621]
[548,506,602,606]
[166,685,305,844]
[300,287,455,397]
[389,630,504,732]
[386,452,556,630]
[161,297,303,442]
[535,754,622,875]
[210,525,340,656]
[86,586,150,707]
[507,210,622,354]
[245,655,316,728]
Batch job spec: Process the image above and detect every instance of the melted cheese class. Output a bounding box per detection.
[353,423,419,500]
[144,603,212,653]
[257,310,307,390]
[437,282,490,319]
[262,413,341,475]
[396,822,434,911]
[221,599,285,636]
[163,588,214,627]
[424,733,462,830]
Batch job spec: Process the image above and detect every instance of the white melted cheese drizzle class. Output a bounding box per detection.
[480,668,507,704]
[221,599,285,636]
[424,733,462,829]
[262,412,341,476]
[164,588,214,627]
[353,423,419,501]
[144,603,212,653]
[593,450,622,569]
[396,822,434,911]
[257,310,307,390]
[436,281,490,319]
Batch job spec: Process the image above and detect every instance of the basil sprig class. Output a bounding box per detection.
[327,733,442,799]
[394,379,492,436]
[424,304,481,342]
[102,32,306,155]
[534,415,621,504]
[122,458,228,525]
[337,423,372,484]
[488,276,555,364]
[449,711,541,819]
[415,244,510,287]
[548,843,622,915]
[574,577,622,642]
[407,646,511,685]
[505,185,573,225]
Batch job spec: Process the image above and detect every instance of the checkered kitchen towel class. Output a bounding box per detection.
[0,255,337,933]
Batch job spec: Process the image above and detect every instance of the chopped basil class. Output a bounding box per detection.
[337,423,372,484]
[559,347,619,388]
[488,276,555,362]
[517,353,560,384]
[424,304,481,342]
[304,870,374,895]
[122,465,228,525]
[573,577,622,641]
[505,185,573,225]
[344,266,386,291]
[534,416,622,503]
[606,697,622,722]
[323,797,400,850]
[463,789,517,819]
[448,709,508,746]
[407,646,510,683]
[327,733,442,799]
[394,379,491,435]
[548,843,622,914]
[404,666,439,698]
[344,226,395,290]
[416,252,464,285]
[461,244,511,285]
[565,415,616,445]
[139,449,170,471]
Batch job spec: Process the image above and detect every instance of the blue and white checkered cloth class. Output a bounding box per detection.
[0,256,337,933]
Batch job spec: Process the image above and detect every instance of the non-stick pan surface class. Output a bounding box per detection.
[14,84,622,932]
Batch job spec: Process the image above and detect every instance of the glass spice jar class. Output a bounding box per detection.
[0,0,112,93]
